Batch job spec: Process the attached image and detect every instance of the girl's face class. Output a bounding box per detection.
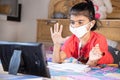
[70,15,90,28]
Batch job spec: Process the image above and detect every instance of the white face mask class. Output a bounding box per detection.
[69,22,91,38]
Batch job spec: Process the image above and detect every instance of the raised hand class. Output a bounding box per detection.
[89,44,103,61]
[50,23,65,44]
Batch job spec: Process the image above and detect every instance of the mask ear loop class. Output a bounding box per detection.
[90,23,93,30]
[86,22,92,31]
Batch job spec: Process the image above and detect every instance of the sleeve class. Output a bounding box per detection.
[97,36,114,64]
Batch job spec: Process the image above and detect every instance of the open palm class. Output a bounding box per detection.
[50,23,65,44]
[89,44,103,61]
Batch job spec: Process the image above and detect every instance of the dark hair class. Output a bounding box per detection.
[69,0,100,31]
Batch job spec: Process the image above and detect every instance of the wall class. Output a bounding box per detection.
[0,20,18,41]
[0,0,50,42]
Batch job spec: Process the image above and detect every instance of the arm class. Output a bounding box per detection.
[52,43,61,63]
[52,44,66,63]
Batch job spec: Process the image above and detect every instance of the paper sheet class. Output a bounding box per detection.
[48,63,91,73]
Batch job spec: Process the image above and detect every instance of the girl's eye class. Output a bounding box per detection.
[70,20,83,25]
[78,21,82,25]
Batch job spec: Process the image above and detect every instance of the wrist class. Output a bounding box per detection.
[53,43,61,46]
[53,41,62,45]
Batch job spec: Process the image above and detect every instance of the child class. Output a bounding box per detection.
[50,0,113,66]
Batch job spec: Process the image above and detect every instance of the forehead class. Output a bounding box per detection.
[70,15,89,21]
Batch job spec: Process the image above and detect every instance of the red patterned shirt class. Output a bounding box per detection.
[61,31,113,64]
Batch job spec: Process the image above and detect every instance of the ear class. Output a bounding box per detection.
[90,23,93,26]
[86,20,95,31]
[90,20,96,28]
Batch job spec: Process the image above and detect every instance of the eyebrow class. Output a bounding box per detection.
[70,20,84,22]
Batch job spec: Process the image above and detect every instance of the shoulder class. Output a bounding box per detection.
[90,31,107,46]
[92,31,106,40]
[91,31,108,48]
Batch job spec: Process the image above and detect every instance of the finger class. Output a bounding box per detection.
[92,47,103,56]
[50,27,53,35]
[92,46,100,52]
[91,47,99,54]
[91,45,99,51]
[94,44,102,54]
[56,23,59,32]
[54,23,57,32]
[94,44,100,50]
[59,25,63,33]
